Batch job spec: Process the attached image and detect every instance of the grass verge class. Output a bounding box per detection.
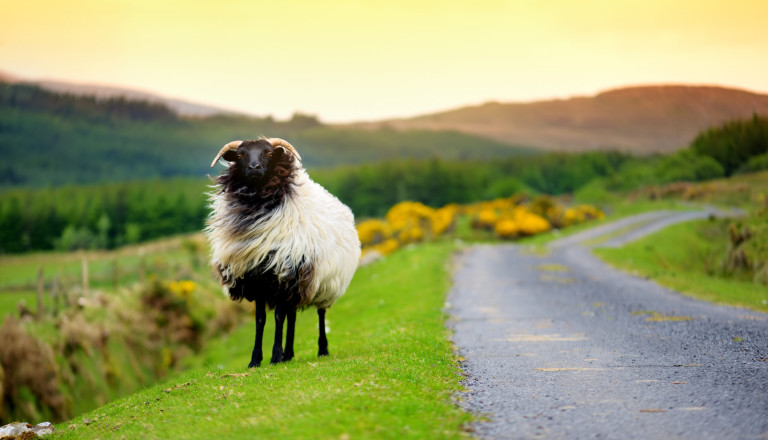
[594,220,768,313]
[52,242,473,439]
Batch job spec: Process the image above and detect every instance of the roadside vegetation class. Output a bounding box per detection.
[595,172,768,313]
[0,234,245,424]
[42,243,473,439]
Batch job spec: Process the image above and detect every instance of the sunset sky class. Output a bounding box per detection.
[2,0,767,122]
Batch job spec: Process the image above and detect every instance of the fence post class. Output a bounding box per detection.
[82,257,89,297]
[139,248,146,284]
[51,274,59,316]
[112,258,119,290]
[36,266,45,320]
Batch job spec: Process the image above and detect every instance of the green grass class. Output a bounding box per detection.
[595,220,768,313]
[52,242,473,439]
[0,290,51,319]
[0,235,203,326]
[0,235,197,290]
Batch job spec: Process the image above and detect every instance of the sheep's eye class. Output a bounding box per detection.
[237,153,243,159]
[268,152,273,158]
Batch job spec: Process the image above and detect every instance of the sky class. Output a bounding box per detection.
[2,0,767,122]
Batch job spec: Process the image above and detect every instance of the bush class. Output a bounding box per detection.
[691,114,768,176]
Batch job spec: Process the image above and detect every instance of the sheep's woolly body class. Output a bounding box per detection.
[207,167,360,309]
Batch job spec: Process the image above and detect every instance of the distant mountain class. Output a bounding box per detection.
[0,71,19,83]
[354,85,768,154]
[0,69,234,117]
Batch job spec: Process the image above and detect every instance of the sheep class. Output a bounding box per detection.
[206,137,361,367]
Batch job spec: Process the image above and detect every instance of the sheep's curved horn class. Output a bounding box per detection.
[210,141,243,168]
[267,138,302,162]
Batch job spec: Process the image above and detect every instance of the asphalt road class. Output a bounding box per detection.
[449,210,768,440]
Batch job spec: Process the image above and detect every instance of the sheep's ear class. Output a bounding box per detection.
[222,149,238,162]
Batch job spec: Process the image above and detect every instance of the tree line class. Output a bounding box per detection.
[0,178,208,253]
[0,144,736,254]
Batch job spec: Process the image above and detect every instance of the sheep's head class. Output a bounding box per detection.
[210,138,301,188]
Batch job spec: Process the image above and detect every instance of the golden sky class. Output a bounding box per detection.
[2,0,767,122]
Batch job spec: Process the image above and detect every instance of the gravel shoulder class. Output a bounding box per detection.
[449,210,768,439]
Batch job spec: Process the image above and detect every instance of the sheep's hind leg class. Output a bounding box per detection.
[271,303,286,364]
[248,300,266,368]
[318,308,329,357]
[283,309,297,361]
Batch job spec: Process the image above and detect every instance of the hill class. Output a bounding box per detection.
[0,82,534,187]
[354,85,768,154]
[0,69,232,117]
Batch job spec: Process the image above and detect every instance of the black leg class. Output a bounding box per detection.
[283,309,296,361]
[318,308,329,357]
[249,300,266,368]
[271,303,286,364]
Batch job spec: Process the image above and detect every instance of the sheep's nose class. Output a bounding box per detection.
[248,164,261,171]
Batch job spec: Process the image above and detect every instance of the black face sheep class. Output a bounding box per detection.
[206,137,361,367]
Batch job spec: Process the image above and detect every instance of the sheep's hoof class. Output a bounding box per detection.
[318,348,329,357]
[248,361,261,368]
[283,352,294,362]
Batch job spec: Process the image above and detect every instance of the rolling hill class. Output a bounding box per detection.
[0,69,233,117]
[353,85,768,154]
[6,68,768,154]
[0,81,534,187]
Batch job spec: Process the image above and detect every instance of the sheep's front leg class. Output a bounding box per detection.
[283,309,297,361]
[271,303,286,364]
[318,308,329,357]
[249,300,266,368]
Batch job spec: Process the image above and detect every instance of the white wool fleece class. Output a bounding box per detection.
[206,168,361,309]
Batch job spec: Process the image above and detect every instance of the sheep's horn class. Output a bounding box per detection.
[210,140,243,168]
[267,138,302,162]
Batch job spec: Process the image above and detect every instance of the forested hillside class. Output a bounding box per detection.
[0,82,533,187]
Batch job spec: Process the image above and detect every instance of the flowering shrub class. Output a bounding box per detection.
[356,194,604,259]
[494,219,519,239]
[431,204,459,236]
[357,219,391,248]
[514,208,552,236]
[469,196,602,240]
[386,201,434,241]
[168,280,196,299]
[374,239,399,256]
[492,206,551,238]
[473,209,499,230]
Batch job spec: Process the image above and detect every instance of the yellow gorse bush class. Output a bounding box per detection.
[431,204,459,236]
[357,219,391,247]
[356,195,603,259]
[492,206,551,239]
[168,280,196,299]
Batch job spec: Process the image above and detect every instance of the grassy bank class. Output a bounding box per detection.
[595,220,768,313]
[53,242,473,439]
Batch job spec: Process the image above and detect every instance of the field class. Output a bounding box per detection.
[0,234,202,324]
[52,242,474,439]
[595,219,768,313]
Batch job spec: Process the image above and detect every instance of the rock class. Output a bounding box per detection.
[0,421,55,438]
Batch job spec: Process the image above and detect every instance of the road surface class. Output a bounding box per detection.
[449,210,768,439]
